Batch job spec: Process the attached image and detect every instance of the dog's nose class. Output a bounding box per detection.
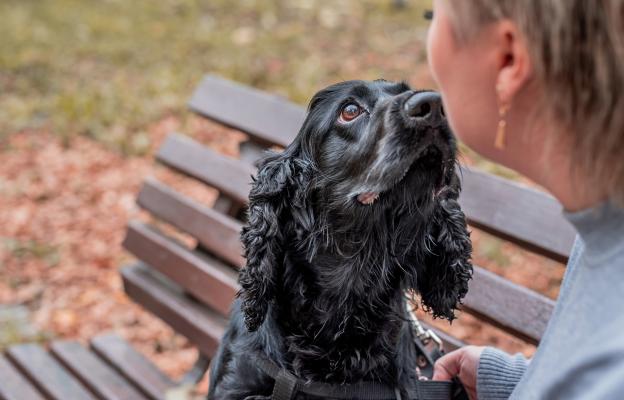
[403,92,445,125]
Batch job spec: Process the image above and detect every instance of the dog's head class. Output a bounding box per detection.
[240,80,472,331]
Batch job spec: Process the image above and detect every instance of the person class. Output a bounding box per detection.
[424,1,624,399]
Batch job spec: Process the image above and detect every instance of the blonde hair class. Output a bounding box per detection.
[447,1,624,204]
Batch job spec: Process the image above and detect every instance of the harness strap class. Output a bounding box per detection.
[272,368,298,400]
[257,356,454,400]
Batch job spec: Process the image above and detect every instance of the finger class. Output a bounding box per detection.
[432,351,462,381]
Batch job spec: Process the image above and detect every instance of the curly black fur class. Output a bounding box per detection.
[208,80,472,399]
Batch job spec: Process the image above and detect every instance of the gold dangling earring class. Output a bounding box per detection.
[495,104,509,150]
[495,84,510,150]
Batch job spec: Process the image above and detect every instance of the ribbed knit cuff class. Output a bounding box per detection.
[477,347,528,400]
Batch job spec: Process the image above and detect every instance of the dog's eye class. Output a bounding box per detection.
[339,103,362,122]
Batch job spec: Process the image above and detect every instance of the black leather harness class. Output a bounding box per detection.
[257,355,456,400]
[255,308,468,400]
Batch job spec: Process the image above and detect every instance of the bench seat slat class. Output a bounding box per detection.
[50,341,147,400]
[121,263,227,358]
[188,74,304,148]
[137,177,244,267]
[156,133,254,203]
[90,334,175,400]
[6,344,97,400]
[0,356,46,400]
[123,221,239,317]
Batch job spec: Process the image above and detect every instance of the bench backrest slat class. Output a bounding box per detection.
[157,133,255,203]
[137,177,244,268]
[460,168,575,262]
[123,221,238,317]
[464,268,554,343]
[189,75,305,148]
[121,264,227,356]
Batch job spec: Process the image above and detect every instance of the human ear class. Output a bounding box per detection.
[494,20,534,103]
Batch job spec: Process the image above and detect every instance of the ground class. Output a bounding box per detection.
[0,0,565,394]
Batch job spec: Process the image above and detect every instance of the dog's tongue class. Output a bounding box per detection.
[357,192,379,205]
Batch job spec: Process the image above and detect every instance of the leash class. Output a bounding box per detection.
[407,306,445,379]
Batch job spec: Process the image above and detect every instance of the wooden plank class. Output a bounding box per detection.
[121,263,228,357]
[188,74,305,148]
[50,341,147,400]
[123,221,239,317]
[6,344,97,400]
[459,167,575,262]
[463,267,555,344]
[156,133,254,203]
[0,356,45,400]
[137,178,244,268]
[90,334,175,400]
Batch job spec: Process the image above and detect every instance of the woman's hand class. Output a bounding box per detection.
[432,346,485,400]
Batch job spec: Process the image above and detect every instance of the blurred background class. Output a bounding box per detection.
[0,0,565,392]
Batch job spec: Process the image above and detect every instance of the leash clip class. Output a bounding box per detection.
[408,306,443,353]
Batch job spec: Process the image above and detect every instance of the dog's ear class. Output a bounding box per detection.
[417,174,473,321]
[239,149,312,332]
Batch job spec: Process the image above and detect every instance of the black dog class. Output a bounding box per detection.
[208,80,472,399]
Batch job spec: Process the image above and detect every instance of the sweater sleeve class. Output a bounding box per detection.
[477,347,529,400]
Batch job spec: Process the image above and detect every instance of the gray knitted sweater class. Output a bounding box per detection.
[476,202,624,399]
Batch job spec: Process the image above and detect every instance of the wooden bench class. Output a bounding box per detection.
[123,75,576,371]
[0,75,577,398]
